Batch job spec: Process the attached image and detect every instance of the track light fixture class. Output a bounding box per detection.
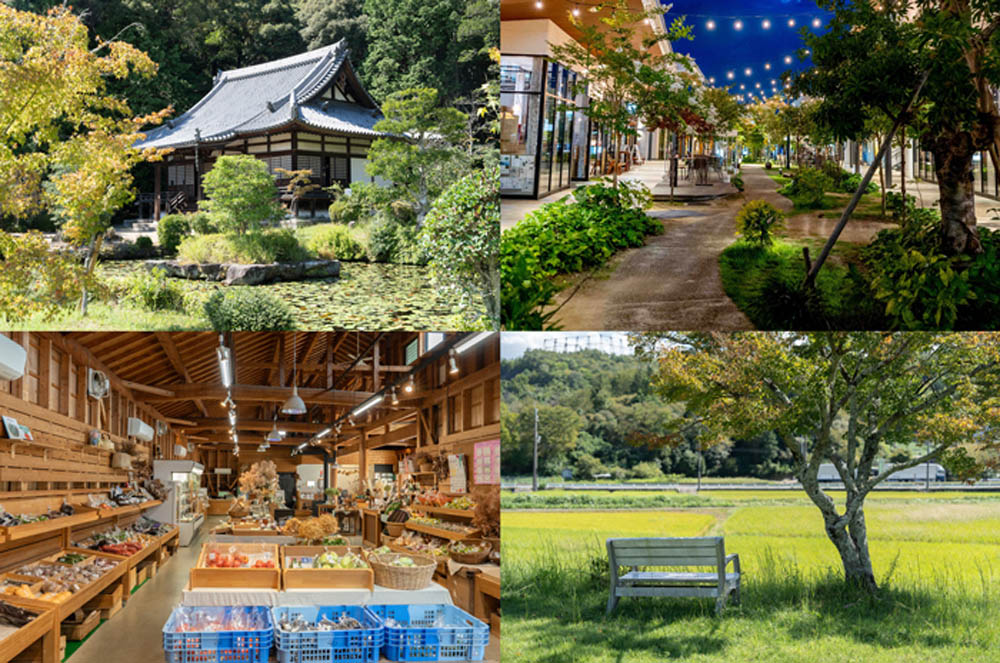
[448,348,459,374]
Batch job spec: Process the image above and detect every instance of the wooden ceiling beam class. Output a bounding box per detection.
[154,332,209,417]
[120,380,175,397]
[182,419,334,433]
[145,383,374,405]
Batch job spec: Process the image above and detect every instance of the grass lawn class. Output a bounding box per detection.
[763,168,888,219]
[503,501,1000,662]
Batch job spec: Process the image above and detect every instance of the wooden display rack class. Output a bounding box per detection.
[404,521,477,542]
[0,595,59,663]
[280,545,374,590]
[0,507,99,544]
[189,543,280,589]
[5,550,128,622]
[413,505,475,520]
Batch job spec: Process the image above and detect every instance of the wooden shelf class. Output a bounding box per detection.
[0,596,57,663]
[404,521,477,542]
[412,505,474,519]
[0,508,98,543]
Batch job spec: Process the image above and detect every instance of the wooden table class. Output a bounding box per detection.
[0,596,58,663]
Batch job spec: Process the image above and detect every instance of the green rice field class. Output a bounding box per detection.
[502,496,1000,662]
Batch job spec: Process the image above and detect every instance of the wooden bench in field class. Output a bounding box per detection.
[606,537,741,615]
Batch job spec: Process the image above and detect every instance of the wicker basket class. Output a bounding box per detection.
[228,503,250,519]
[369,552,436,590]
[385,521,406,537]
[448,539,491,565]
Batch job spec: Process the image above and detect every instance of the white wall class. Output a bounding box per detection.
[501,19,576,57]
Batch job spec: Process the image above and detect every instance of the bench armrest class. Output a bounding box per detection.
[725,553,741,574]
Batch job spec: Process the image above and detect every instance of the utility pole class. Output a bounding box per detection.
[925,441,930,491]
[532,406,540,492]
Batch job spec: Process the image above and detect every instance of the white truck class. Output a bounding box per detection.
[816,462,946,482]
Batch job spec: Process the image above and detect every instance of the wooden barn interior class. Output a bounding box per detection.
[0,331,500,663]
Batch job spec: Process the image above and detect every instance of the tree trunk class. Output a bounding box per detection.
[899,129,907,223]
[78,233,105,317]
[823,505,878,592]
[877,138,886,217]
[612,130,619,189]
[932,131,982,255]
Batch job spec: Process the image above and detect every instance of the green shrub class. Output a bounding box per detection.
[135,236,154,251]
[501,254,560,330]
[303,224,366,260]
[731,173,745,192]
[204,289,296,331]
[125,267,183,311]
[735,200,785,247]
[841,173,878,194]
[366,214,401,262]
[629,461,664,480]
[421,167,500,326]
[200,155,284,234]
[784,168,833,208]
[821,159,846,187]
[177,230,310,264]
[500,179,657,329]
[188,211,220,235]
[157,214,190,254]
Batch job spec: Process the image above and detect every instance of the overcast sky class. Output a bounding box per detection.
[501,332,634,360]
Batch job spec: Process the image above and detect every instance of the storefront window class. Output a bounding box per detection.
[500,56,544,196]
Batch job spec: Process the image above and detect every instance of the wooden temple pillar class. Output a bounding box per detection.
[153,162,162,221]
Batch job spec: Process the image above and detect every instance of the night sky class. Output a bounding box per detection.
[659,0,836,103]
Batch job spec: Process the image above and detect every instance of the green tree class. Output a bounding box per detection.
[639,331,1000,592]
[367,87,467,226]
[200,156,284,234]
[297,0,368,61]
[362,0,463,101]
[502,403,584,476]
[550,0,693,187]
[421,167,499,328]
[795,0,1000,255]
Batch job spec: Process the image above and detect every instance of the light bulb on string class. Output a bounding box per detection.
[708,76,715,84]
[788,18,796,27]
[762,19,771,29]
[744,67,752,76]
[812,18,822,28]
[784,55,793,64]
[764,63,771,70]
[572,7,579,16]
[706,19,715,30]
[734,19,743,30]
[534,0,542,9]
[727,71,734,80]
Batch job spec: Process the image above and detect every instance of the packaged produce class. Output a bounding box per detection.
[57,553,88,565]
[204,547,274,568]
[0,601,34,628]
[277,613,364,632]
[167,606,270,633]
[444,496,475,510]
[313,551,367,569]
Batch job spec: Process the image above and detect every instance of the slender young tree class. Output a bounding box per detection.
[635,332,1000,593]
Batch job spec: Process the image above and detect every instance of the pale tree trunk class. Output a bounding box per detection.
[612,130,620,189]
[932,131,982,254]
[800,470,878,592]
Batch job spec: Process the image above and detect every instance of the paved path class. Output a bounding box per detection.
[546,168,788,330]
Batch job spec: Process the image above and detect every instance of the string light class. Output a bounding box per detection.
[812,17,822,28]
[739,83,745,90]
[708,76,715,84]
[727,71,734,79]
[744,67,752,76]
[572,7,579,16]
[761,19,770,29]
[706,19,715,30]
[788,18,796,27]
[534,0,542,8]
[734,19,743,30]
[764,62,771,70]
[784,55,793,64]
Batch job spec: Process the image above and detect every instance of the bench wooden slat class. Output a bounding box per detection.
[616,586,721,599]
[620,571,740,585]
[613,554,721,565]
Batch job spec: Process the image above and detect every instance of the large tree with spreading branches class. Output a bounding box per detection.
[794,0,1000,255]
[634,332,1000,593]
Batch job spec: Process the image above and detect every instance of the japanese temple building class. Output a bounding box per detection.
[137,41,385,220]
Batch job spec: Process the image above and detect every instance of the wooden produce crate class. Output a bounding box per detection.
[0,507,99,543]
[82,584,122,620]
[136,566,148,585]
[413,505,476,520]
[281,545,373,590]
[60,609,99,641]
[189,543,280,589]
[0,596,57,663]
[1,573,44,601]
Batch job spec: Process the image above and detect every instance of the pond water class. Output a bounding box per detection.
[102,261,472,330]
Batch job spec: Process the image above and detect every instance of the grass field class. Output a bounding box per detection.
[503,499,1000,662]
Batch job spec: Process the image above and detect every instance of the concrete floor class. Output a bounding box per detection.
[68,516,499,662]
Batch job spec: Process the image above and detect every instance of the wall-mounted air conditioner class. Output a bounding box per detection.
[0,335,27,381]
[127,417,154,441]
[174,444,188,458]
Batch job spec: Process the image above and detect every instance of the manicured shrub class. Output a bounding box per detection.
[157,214,190,254]
[177,230,309,264]
[135,236,154,251]
[188,211,220,235]
[303,224,366,260]
[736,200,785,247]
[421,167,500,325]
[204,289,295,331]
[124,267,183,311]
[366,214,401,262]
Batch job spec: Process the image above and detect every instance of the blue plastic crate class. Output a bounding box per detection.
[271,606,383,663]
[162,606,274,663]
[368,604,489,662]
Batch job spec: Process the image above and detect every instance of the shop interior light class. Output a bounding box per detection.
[453,332,494,354]
[448,348,459,374]
[216,343,232,388]
[352,394,382,417]
[391,387,399,405]
[318,427,332,437]
[404,375,415,393]
[282,335,307,415]
[266,419,283,442]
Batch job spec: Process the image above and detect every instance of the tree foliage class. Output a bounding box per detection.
[638,331,1000,591]
[297,0,368,60]
[200,155,284,234]
[367,87,468,226]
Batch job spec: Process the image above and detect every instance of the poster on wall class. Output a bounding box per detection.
[448,454,467,494]
[473,439,500,485]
